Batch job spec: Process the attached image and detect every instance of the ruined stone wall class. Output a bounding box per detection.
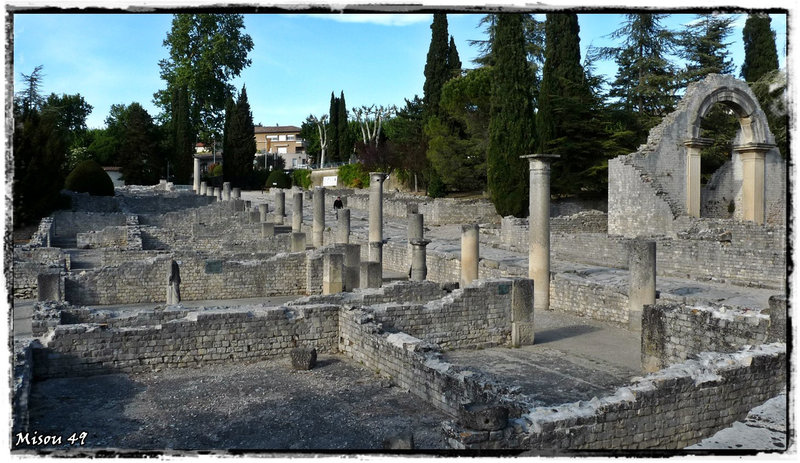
[64,251,309,305]
[13,248,66,299]
[32,304,340,378]
[51,211,127,240]
[444,344,786,449]
[641,302,772,372]
[550,274,630,327]
[76,226,128,249]
[607,157,678,237]
[290,280,446,307]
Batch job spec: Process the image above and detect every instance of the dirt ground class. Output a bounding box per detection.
[15,354,452,455]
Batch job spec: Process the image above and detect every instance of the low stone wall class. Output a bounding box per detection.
[550,273,630,327]
[443,343,786,449]
[13,248,66,299]
[51,211,127,241]
[13,339,36,434]
[25,217,54,248]
[32,304,340,379]
[641,302,772,372]
[76,226,128,249]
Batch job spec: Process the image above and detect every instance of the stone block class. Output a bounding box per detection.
[323,253,344,295]
[459,403,509,431]
[261,222,275,238]
[360,261,382,289]
[291,233,307,252]
[37,273,63,302]
[290,347,317,370]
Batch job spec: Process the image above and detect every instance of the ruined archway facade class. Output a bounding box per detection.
[608,74,785,238]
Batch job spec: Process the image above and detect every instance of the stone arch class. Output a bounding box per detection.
[682,75,776,224]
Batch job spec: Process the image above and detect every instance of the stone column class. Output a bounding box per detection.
[261,222,275,238]
[232,188,241,199]
[408,213,424,271]
[312,187,325,247]
[628,239,656,332]
[222,182,231,201]
[522,154,559,312]
[193,157,201,193]
[410,239,430,281]
[167,260,181,305]
[292,191,303,233]
[336,208,350,244]
[274,190,286,225]
[259,203,269,223]
[735,143,772,225]
[511,278,535,347]
[460,224,479,288]
[323,253,344,295]
[684,138,711,218]
[369,172,388,263]
[200,181,207,195]
[213,187,222,200]
[291,232,307,252]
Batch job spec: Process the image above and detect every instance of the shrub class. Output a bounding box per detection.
[292,169,312,189]
[211,164,223,177]
[266,170,292,189]
[338,163,370,189]
[64,160,115,196]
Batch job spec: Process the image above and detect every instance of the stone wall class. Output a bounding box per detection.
[76,226,128,249]
[550,273,630,327]
[13,248,66,299]
[443,344,786,449]
[32,304,340,378]
[641,302,772,372]
[51,211,127,241]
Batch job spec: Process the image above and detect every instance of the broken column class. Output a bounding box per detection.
[193,156,201,193]
[222,182,231,201]
[232,188,241,199]
[360,261,382,289]
[292,191,303,233]
[683,138,711,218]
[336,208,350,244]
[261,222,275,238]
[213,187,221,200]
[368,172,388,263]
[323,253,344,295]
[166,259,181,305]
[291,232,307,252]
[259,203,269,223]
[200,181,207,196]
[628,239,656,331]
[274,190,286,225]
[410,239,430,281]
[511,278,535,346]
[460,224,479,288]
[408,212,424,271]
[312,187,325,247]
[522,154,559,312]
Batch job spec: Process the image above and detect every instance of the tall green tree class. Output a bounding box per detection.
[447,36,462,78]
[155,13,254,142]
[536,13,605,196]
[15,64,45,118]
[741,14,779,82]
[594,14,679,138]
[423,13,451,118]
[223,86,257,187]
[327,92,340,164]
[487,14,535,217]
[678,13,735,84]
[170,84,194,183]
[382,96,428,191]
[337,91,353,161]
[118,103,162,185]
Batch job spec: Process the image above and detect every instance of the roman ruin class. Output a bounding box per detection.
[11,75,788,453]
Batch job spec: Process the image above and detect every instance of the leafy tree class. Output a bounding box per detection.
[155,14,254,142]
[423,13,451,118]
[222,85,257,188]
[594,14,679,139]
[741,14,779,82]
[677,13,735,84]
[382,96,428,191]
[487,14,535,217]
[86,128,119,165]
[118,103,162,185]
[299,115,322,162]
[41,93,93,149]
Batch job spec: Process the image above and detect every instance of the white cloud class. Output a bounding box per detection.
[300,13,432,27]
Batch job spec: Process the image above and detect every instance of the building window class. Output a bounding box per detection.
[287,135,295,141]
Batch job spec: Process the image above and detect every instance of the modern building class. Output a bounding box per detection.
[254,125,308,168]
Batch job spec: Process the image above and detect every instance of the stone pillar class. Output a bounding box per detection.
[213,187,221,200]
[292,191,303,233]
[200,182,207,196]
[232,188,241,199]
[410,239,430,281]
[408,213,424,270]
[368,172,388,263]
[684,138,711,218]
[735,143,771,225]
[323,253,344,295]
[166,259,181,305]
[274,190,286,225]
[511,278,535,347]
[259,203,269,223]
[193,157,201,193]
[222,182,231,201]
[261,222,275,238]
[291,232,307,252]
[628,239,656,332]
[522,154,559,312]
[460,224,479,288]
[336,208,350,244]
[312,187,325,247]
[341,243,361,291]
[360,261,382,289]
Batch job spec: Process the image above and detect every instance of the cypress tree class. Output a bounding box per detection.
[337,91,352,162]
[327,92,340,164]
[119,103,161,185]
[224,86,256,187]
[423,13,450,117]
[171,84,194,183]
[486,14,535,217]
[741,14,779,82]
[447,36,462,78]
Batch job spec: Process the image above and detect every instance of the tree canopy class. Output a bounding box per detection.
[741,14,779,82]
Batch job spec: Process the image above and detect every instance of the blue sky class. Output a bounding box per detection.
[12,10,789,131]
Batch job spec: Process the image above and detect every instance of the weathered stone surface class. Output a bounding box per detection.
[290,347,317,370]
[382,431,414,449]
[459,403,509,431]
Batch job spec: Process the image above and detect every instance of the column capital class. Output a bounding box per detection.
[733,142,775,156]
[521,154,560,162]
[370,172,389,182]
[683,137,713,149]
[410,239,431,247]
